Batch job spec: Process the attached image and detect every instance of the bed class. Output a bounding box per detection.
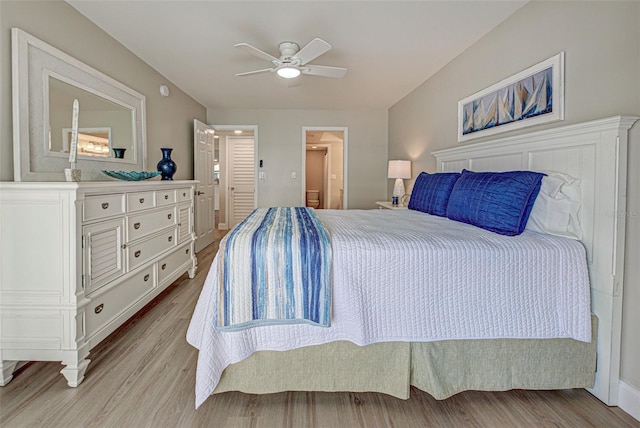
[187,116,637,409]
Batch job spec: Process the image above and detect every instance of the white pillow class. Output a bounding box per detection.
[526,171,582,240]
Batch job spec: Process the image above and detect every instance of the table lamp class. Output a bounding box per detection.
[388,160,411,201]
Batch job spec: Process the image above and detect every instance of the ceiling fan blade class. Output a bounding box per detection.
[303,64,347,78]
[235,43,279,63]
[235,68,274,77]
[294,38,331,65]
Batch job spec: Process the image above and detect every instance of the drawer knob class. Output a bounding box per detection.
[168,236,173,242]
[183,192,186,197]
[139,198,145,204]
[94,304,104,314]
[161,263,167,270]
[186,248,190,255]
[168,213,172,220]
[164,195,169,200]
[135,250,141,258]
[144,274,150,282]
[101,202,109,210]
[134,222,141,230]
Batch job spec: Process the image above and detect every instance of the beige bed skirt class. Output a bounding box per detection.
[214,316,597,399]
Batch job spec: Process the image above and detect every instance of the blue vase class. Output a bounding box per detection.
[112,148,126,159]
[157,148,177,180]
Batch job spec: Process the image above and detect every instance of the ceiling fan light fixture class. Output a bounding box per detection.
[277,66,301,79]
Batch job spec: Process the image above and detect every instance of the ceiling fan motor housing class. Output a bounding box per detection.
[278,41,300,60]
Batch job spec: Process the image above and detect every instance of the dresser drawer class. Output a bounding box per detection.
[156,189,176,206]
[176,188,192,203]
[127,207,176,242]
[83,194,125,221]
[85,266,155,339]
[126,191,155,212]
[127,228,177,270]
[158,245,192,285]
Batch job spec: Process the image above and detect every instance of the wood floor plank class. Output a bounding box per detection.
[1,230,638,428]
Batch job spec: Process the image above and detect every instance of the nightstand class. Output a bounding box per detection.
[375,201,408,210]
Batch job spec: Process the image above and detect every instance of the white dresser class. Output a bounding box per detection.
[0,180,198,387]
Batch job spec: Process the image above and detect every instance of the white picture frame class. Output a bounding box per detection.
[457,52,564,142]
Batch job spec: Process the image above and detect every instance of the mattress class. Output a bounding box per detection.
[187,209,591,408]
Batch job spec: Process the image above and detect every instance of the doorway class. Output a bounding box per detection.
[302,127,347,209]
[209,125,257,230]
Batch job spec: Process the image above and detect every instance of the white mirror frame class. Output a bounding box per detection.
[11,28,147,181]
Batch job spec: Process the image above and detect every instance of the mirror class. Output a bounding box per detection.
[12,28,146,181]
[48,77,133,161]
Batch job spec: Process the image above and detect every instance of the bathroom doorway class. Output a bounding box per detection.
[302,127,347,210]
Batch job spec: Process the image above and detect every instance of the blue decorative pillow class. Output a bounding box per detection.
[446,169,545,236]
[408,172,461,216]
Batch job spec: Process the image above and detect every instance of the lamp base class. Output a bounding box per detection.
[392,178,405,199]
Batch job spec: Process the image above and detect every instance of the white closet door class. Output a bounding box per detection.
[228,137,255,228]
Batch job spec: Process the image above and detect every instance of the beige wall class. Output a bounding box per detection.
[0,1,207,181]
[208,108,388,222]
[389,1,640,388]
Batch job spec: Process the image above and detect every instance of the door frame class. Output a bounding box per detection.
[301,127,348,209]
[211,125,258,230]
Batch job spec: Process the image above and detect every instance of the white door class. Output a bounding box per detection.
[227,137,255,228]
[193,119,215,252]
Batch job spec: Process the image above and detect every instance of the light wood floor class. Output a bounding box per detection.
[1,235,638,428]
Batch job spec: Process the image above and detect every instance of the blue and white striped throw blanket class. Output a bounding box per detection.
[216,207,332,331]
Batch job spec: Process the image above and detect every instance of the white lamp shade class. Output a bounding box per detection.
[387,160,411,179]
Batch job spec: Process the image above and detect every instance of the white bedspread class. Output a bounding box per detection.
[187,209,591,408]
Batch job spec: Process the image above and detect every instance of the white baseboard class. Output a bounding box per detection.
[218,223,228,230]
[619,380,640,422]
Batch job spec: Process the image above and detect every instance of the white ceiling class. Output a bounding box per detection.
[66,1,527,111]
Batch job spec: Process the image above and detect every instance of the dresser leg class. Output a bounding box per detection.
[60,358,91,387]
[1,360,18,386]
[188,261,197,279]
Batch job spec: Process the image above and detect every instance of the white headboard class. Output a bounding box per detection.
[432,116,638,406]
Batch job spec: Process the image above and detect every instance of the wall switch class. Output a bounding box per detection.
[259,171,266,179]
[291,171,297,179]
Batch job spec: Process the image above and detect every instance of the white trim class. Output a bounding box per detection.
[619,380,640,422]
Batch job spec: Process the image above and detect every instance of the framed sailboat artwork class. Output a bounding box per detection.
[457,52,564,142]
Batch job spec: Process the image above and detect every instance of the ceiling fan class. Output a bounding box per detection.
[234,38,347,79]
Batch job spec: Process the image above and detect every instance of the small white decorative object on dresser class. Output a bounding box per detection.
[0,180,198,387]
